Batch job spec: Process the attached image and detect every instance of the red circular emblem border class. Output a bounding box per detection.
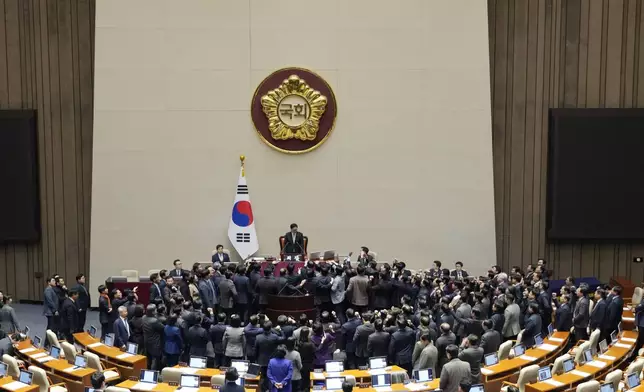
[251,67,338,154]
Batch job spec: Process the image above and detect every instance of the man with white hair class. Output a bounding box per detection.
[113,306,130,348]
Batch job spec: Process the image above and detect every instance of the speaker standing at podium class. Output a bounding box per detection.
[283,223,305,254]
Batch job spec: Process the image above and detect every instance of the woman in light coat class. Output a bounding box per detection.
[223,314,246,365]
[0,295,20,333]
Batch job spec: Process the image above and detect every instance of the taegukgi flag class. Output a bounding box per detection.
[228,156,259,260]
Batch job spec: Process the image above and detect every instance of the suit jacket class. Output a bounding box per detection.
[113,317,131,347]
[149,283,163,303]
[255,332,280,366]
[283,232,305,254]
[370,278,393,309]
[439,358,472,392]
[43,286,59,317]
[450,270,469,280]
[142,315,165,357]
[555,303,573,331]
[353,323,376,358]
[451,311,483,339]
[233,275,251,304]
[186,324,209,357]
[210,323,228,354]
[572,297,590,329]
[636,302,644,328]
[72,284,90,311]
[212,253,231,264]
[256,277,277,305]
[268,357,293,392]
[502,303,521,337]
[164,325,183,355]
[223,326,246,358]
[312,275,333,305]
[0,305,19,333]
[490,312,505,335]
[347,275,370,306]
[453,303,472,337]
[389,327,416,365]
[523,313,542,347]
[435,332,457,374]
[198,279,216,310]
[219,279,238,309]
[169,268,189,278]
[414,343,438,376]
[98,295,111,324]
[221,382,246,392]
[60,298,79,332]
[480,330,501,355]
[589,299,607,331]
[367,330,390,358]
[340,317,362,352]
[607,296,624,330]
[459,346,483,382]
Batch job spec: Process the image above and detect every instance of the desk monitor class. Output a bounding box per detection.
[547,324,554,337]
[50,346,61,359]
[600,383,615,392]
[369,356,387,370]
[583,349,593,364]
[245,363,260,378]
[230,359,249,374]
[19,370,33,385]
[104,333,114,347]
[372,374,392,388]
[74,355,87,369]
[89,325,97,338]
[534,334,544,347]
[0,362,7,377]
[413,369,433,382]
[127,342,138,355]
[484,352,498,367]
[325,360,344,373]
[309,252,321,260]
[189,356,207,369]
[599,339,608,354]
[563,358,575,373]
[627,372,641,389]
[610,331,618,344]
[32,335,41,348]
[537,366,552,382]
[235,378,245,387]
[180,374,200,388]
[139,370,159,384]
[325,377,345,391]
[24,326,30,338]
[513,344,525,356]
[323,250,336,260]
[470,384,484,392]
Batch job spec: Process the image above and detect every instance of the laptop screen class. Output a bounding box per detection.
[246,363,260,377]
[413,369,433,382]
[89,326,97,338]
[583,350,593,363]
[598,339,608,354]
[600,382,615,392]
[513,344,525,356]
[547,324,554,337]
[74,355,87,368]
[0,362,7,377]
[610,331,617,343]
[50,346,61,359]
[537,366,552,382]
[231,360,249,374]
[189,356,207,369]
[627,373,641,389]
[140,370,159,384]
[180,375,200,388]
[104,334,114,347]
[325,361,344,373]
[325,377,345,390]
[127,343,138,355]
[24,326,30,338]
[372,374,392,387]
[484,353,498,367]
[369,357,387,370]
[534,334,543,346]
[470,384,485,392]
[19,370,33,385]
[563,359,574,373]
[33,336,41,348]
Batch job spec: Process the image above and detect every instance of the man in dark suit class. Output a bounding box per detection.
[212,245,231,264]
[163,276,178,306]
[633,295,644,359]
[356,246,374,266]
[353,312,376,367]
[536,283,552,335]
[255,321,280,391]
[283,223,305,255]
[435,323,456,376]
[218,270,238,320]
[60,289,80,342]
[429,261,450,279]
[522,303,542,348]
[113,306,130,348]
[590,288,607,338]
[479,320,501,355]
[554,294,573,332]
[43,277,60,333]
[313,267,333,319]
[367,318,390,358]
[606,286,624,337]
[340,308,362,369]
[450,262,469,280]
[149,273,163,304]
[72,274,90,331]
[573,287,590,341]
[233,265,251,322]
[256,268,277,313]
[221,367,245,392]
[169,259,189,278]
[210,313,229,368]
[451,308,483,339]
[142,304,164,370]
[97,285,112,339]
[197,270,216,313]
[389,317,416,374]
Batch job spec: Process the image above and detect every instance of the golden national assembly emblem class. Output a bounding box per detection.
[251,67,337,154]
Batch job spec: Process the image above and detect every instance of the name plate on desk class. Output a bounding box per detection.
[284,254,301,261]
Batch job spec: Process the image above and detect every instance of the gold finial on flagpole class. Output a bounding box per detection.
[240,155,245,177]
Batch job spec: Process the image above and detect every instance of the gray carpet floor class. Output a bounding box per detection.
[12,303,101,339]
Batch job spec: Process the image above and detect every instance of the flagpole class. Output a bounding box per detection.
[240,154,245,177]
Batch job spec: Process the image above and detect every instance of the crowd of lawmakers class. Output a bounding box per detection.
[37,252,634,392]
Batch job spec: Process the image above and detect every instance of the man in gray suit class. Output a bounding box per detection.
[479,320,501,355]
[502,293,521,341]
[439,345,471,392]
[219,270,238,321]
[197,270,216,313]
[572,287,590,341]
[435,323,456,376]
[346,266,370,313]
[453,291,472,339]
[413,334,438,377]
[458,334,484,383]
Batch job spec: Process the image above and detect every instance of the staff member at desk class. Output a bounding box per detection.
[283,223,305,254]
[221,367,245,392]
[213,245,231,264]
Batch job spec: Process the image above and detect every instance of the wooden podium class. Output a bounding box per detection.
[279,235,308,261]
[266,293,315,322]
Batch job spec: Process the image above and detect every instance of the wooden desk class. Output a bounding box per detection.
[172,365,260,389]
[480,332,570,392]
[524,330,638,392]
[14,339,96,392]
[623,307,636,331]
[0,377,39,392]
[74,332,146,379]
[309,366,408,387]
[117,380,256,392]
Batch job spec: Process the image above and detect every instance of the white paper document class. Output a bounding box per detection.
[116,353,134,359]
[615,343,631,349]
[19,348,36,354]
[374,388,392,392]
[180,368,199,375]
[585,360,606,368]
[570,370,591,378]
[538,344,558,352]
[131,382,157,391]
[326,372,342,378]
[481,368,494,375]
[368,369,387,375]
[405,383,427,391]
[519,355,537,361]
[31,352,47,358]
[87,342,103,348]
[598,355,616,361]
[36,356,54,363]
[2,381,27,391]
[549,337,564,342]
[621,338,636,343]
[623,317,635,322]
[63,366,80,373]
[543,379,564,387]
